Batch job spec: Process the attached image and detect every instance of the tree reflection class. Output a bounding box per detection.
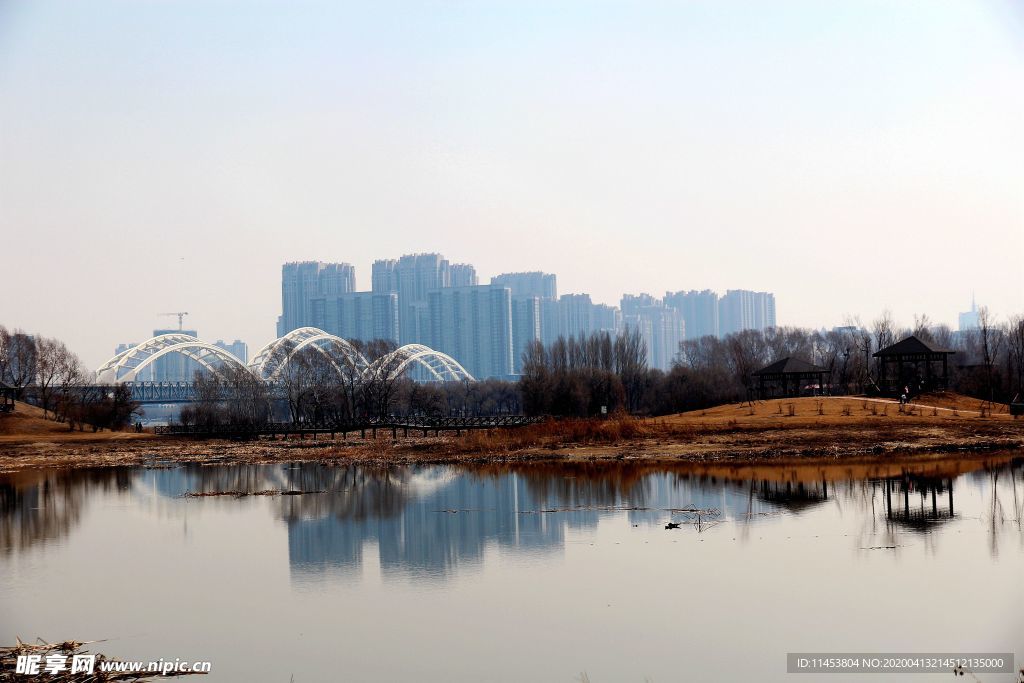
[0,468,130,554]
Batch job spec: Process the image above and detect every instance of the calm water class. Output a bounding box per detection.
[1,455,1022,682]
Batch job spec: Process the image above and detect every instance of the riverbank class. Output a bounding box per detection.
[0,394,1021,473]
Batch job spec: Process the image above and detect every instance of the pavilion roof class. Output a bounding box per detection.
[873,335,954,358]
[753,357,827,375]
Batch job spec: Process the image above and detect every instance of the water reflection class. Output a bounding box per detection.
[1,455,1021,577]
[0,468,131,555]
[881,477,955,530]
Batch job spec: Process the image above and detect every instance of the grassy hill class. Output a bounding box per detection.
[0,400,152,445]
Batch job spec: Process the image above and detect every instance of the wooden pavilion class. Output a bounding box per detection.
[0,383,14,413]
[872,335,955,395]
[752,357,827,399]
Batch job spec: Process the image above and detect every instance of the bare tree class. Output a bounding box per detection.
[187,364,271,428]
[615,326,648,412]
[361,339,402,419]
[1007,314,1024,400]
[3,329,37,397]
[912,313,934,342]
[32,337,83,420]
[54,345,87,425]
[0,325,10,387]
[336,342,366,421]
[871,311,896,379]
[273,339,315,422]
[977,306,1005,406]
[34,337,61,419]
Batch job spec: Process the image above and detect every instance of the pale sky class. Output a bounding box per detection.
[1,0,1022,368]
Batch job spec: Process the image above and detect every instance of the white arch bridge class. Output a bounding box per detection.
[95,328,475,386]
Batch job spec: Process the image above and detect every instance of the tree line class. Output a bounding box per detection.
[519,309,1024,417]
[0,325,140,431]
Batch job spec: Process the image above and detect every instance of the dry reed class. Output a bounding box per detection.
[0,639,205,681]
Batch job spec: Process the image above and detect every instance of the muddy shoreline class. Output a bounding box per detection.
[3,394,1022,473]
[1,420,1021,473]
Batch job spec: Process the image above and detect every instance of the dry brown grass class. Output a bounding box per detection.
[452,414,687,453]
[1,393,1021,474]
[659,392,1016,427]
[0,401,153,445]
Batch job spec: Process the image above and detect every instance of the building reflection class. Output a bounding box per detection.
[281,463,808,581]
[287,471,574,580]
[0,454,1019,580]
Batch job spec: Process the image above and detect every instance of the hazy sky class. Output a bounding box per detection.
[1,0,1022,368]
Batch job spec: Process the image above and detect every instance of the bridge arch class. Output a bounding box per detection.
[95,334,250,383]
[96,331,475,385]
[368,344,475,382]
[249,327,369,382]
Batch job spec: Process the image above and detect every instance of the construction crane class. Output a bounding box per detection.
[159,312,190,331]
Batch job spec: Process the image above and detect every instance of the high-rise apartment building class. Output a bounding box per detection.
[958,297,980,331]
[620,295,685,371]
[541,294,622,345]
[428,285,514,379]
[450,263,479,288]
[509,296,542,373]
[592,304,620,336]
[620,293,660,318]
[664,289,719,340]
[556,294,596,340]
[492,272,557,370]
[371,253,475,345]
[371,259,398,294]
[214,339,248,364]
[150,328,200,381]
[490,272,557,301]
[718,290,776,336]
[279,262,357,336]
[310,291,399,343]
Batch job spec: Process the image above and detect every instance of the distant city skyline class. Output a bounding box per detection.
[1,1,1021,368]
[273,254,783,377]
[13,245,1009,373]
[36,251,1014,373]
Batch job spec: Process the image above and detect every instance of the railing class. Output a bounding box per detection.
[153,415,546,437]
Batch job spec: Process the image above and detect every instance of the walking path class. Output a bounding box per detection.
[818,395,1003,417]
